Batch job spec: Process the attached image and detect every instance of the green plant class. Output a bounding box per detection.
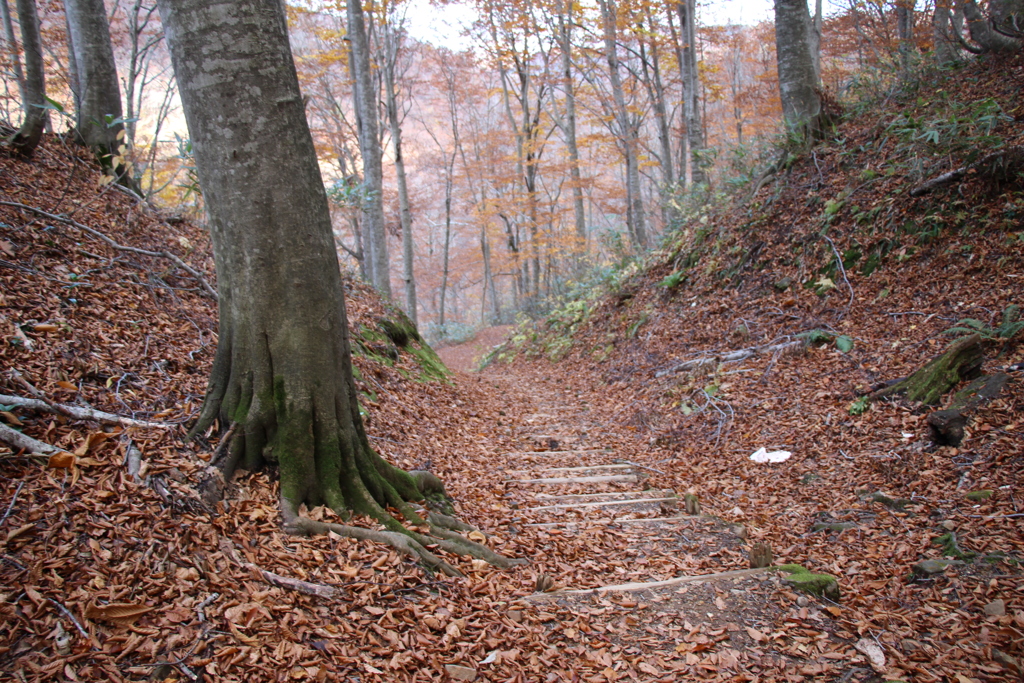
[848,396,871,415]
[944,304,1023,341]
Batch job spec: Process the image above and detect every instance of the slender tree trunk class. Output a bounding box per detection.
[774,0,821,133]
[638,17,675,227]
[679,0,707,186]
[64,0,135,189]
[157,0,513,575]
[896,0,914,73]
[382,16,416,326]
[347,0,391,297]
[598,0,648,250]
[556,0,587,263]
[665,6,688,190]
[11,0,46,157]
[809,0,822,81]
[1,0,25,115]
[932,0,958,63]
[439,165,452,328]
[63,6,81,115]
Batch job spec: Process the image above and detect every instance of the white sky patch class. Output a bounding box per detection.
[403,0,847,50]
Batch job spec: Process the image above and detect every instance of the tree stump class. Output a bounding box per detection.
[871,334,983,405]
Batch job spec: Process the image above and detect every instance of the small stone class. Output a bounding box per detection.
[774,277,793,291]
[941,520,956,530]
[796,596,809,607]
[507,610,523,623]
[983,599,1006,617]
[444,664,478,681]
[731,524,748,541]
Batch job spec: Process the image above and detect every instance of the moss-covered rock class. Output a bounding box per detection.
[911,558,963,577]
[965,489,993,502]
[933,531,976,560]
[772,564,840,601]
[868,491,912,511]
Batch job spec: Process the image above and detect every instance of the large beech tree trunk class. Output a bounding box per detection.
[774,0,821,133]
[157,0,513,575]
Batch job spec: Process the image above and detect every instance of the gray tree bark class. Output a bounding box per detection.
[10,0,47,157]
[381,12,416,326]
[64,0,132,184]
[156,0,512,574]
[347,0,391,297]
[556,0,587,262]
[932,0,959,64]
[773,0,821,132]
[1,0,25,113]
[678,0,707,186]
[960,0,1021,52]
[599,0,648,250]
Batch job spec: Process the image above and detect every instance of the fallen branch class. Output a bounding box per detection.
[8,369,74,419]
[0,393,172,429]
[218,538,340,598]
[655,340,803,378]
[0,200,217,299]
[909,146,1024,197]
[0,421,65,456]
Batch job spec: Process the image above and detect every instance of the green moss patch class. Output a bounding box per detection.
[772,564,840,601]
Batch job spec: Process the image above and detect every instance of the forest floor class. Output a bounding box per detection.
[1,54,1024,682]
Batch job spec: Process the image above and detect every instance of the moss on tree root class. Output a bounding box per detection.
[190,326,517,576]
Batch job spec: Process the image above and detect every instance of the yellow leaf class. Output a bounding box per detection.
[56,381,78,391]
[116,128,126,141]
[467,530,487,543]
[98,175,115,186]
[32,323,58,332]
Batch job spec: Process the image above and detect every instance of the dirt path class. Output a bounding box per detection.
[436,326,512,373]
[473,365,864,681]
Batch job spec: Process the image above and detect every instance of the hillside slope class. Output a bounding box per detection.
[487,53,1024,680]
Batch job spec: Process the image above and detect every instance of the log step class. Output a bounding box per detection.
[525,515,699,529]
[528,496,677,512]
[508,464,634,477]
[513,474,638,485]
[534,489,674,501]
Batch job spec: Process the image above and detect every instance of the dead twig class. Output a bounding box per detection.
[7,369,75,419]
[0,200,217,299]
[823,235,855,319]
[1,481,24,526]
[47,598,90,642]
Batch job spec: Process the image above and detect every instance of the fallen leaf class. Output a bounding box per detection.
[228,622,258,646]
[85,602,155,626]
[47,452,75,469]
[6,523,36,542]
[854,638,886,672]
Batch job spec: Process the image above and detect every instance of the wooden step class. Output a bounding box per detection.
[508,464,633,477]
[534,489,674,501]
[525,515,699,528]
[513,474,638,485]
[528,496,677,512]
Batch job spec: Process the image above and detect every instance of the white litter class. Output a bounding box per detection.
[749,447,792,463]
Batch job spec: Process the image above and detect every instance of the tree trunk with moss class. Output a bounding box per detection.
[872,333,983,405]
[157,0,517,576]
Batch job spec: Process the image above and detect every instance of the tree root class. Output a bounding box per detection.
[0,392,172,429]
[279,497,525,577]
